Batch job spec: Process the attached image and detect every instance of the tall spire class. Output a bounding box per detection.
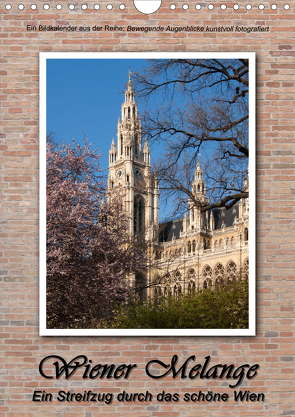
[114,71,142,159]
[192,160,207,201]
[124,70,135,104]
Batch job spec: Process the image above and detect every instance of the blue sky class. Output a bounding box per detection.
[46,57,250,221]
[46,57,172,220]
[46,58,154,173]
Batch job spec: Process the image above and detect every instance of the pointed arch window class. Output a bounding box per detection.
[174,284,181,299]
[214,263,225,281]
[134,196,145,236]
[202,265,213,283]
[188,241,191,253]
[226,261,237,281]
[188,281,195,294]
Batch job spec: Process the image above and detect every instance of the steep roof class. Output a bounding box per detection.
[213,204,239,230]
[159,203,240,243]
[159,218,183,242]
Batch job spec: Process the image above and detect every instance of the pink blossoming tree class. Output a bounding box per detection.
[46,139,143,328]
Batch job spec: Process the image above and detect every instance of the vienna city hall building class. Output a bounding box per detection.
[107,77,249,300]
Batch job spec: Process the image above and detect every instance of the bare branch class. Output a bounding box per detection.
[201,193,248,212]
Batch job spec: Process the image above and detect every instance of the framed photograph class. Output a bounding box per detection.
[40,52,255,336]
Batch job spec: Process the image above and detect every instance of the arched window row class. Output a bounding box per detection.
[201,260,250,282]
[213,236,239,249]
[110,153,117,164]
[154,284,182,299]
[124,105,136,119]
[187,240,197,253]
[203,278,213,290]
[163,247,186,259]
[153,259,249,298]
[188,281,196,294]
[203,276,238,292]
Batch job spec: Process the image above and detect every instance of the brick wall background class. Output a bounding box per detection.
[1,1,295,416]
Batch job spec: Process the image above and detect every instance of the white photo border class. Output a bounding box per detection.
[39,52,256,336]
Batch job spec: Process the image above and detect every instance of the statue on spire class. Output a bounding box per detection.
[128,67,132,82]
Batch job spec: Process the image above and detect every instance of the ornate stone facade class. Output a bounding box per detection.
[107,76,249,299]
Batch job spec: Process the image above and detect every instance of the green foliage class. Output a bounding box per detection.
[108,278,249,329]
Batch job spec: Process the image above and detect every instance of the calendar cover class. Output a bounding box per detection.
[1,1,294,416]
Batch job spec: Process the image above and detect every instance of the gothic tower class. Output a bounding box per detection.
[107,71,159,242]
[188,160,210,231]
